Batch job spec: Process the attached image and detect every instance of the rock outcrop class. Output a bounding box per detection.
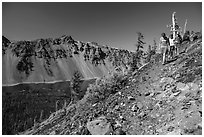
[86,116,111,135]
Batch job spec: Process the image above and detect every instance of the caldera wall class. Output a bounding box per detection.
[2,35,131,85]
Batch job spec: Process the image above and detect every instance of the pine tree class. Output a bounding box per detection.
[135,32,145,52]
[144,45,152,63]
[131,32,145,71]
[70,71,82,98]
[152,39,157,53]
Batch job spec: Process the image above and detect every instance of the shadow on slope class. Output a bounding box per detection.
[2,79,95,135]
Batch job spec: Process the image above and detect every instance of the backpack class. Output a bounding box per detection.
[160,36,169,46]
[175,34,182,44]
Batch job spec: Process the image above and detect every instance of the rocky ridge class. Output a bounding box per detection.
[2,35,134,85]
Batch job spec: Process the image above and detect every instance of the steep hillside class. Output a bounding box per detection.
[2,78,96,135]
[2,35,133,85]
[2,35,136,134]
[21,37,202,135]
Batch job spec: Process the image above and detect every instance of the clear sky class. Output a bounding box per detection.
[2,2,202,51]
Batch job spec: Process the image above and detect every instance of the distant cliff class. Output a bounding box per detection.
[2,35,133,85]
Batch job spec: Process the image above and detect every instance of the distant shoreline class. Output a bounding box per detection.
[2,63,149,87]
[2,77,99,87]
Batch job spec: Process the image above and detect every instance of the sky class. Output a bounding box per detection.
[2,2,202,51]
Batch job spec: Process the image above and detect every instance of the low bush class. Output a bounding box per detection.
[84,71,129,104]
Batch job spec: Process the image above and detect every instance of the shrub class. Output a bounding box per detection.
[130,50,144,71]
[85,71,129,104]
[17,56,34,76]
[144,44,157,63]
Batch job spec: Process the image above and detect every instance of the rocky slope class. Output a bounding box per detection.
[2,35,136,134]
[21,37,202,135]
[2,35,133,85]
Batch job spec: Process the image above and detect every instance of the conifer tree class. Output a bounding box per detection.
[70,71,82,96]
[131,32,145,71]
[135,32,145,52]
[152,39,157,53]
[144,45,152,63]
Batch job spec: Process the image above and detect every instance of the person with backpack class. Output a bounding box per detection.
[168,34,175,59]
[159,33,169,65]
[174,33,182,56]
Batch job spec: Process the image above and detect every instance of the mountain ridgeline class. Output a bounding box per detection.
[2,35,134,85]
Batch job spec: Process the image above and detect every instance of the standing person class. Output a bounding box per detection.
[159,33,169,65]
[169,34,175,59]
[174,33,182,56]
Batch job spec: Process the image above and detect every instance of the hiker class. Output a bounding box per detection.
[174,33,182,56]
[168,34,176,59]
[159,33,169,64]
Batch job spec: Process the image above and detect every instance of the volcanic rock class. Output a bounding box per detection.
[176,82,190,91]
[86,116,111,135]
[187,83,199,92]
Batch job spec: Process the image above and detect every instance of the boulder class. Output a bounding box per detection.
[132,79,136,83]
[137,102,143,109]
[128,96,135,101]
[176,82,190,91]
[175,73,181,79]
[166,129,182,135]
[50,130,56,135]
[197,122,202,128]
[114,120,122,128]
[160,77,174,84]
[86,116,110,135]
[173,91,181,96]
[187,83,199,92]
[115,128,126,135]
[160,77,175,91]
[177,95,186,101]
